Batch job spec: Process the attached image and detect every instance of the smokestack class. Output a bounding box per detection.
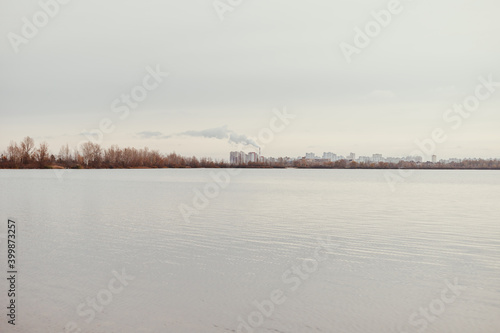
[259,147,261,156]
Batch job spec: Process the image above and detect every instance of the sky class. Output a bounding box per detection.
[1,0,499,161]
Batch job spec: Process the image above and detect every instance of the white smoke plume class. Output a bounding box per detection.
[137,125,259,148]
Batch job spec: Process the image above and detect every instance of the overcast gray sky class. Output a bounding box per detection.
[1,0,499,160]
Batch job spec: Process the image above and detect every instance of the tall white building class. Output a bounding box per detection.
[246,152,258,163]
[239,151,247,164]
[230,151,247,165]
[305,152,316,159]
[323,152,337,161]
[372,154,383,162]
[230,151,239,164]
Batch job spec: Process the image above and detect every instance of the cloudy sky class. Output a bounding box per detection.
[1,0,499,160]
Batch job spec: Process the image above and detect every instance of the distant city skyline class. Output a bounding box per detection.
[229,149,493,165]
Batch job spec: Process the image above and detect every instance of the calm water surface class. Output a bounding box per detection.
[0,169,499,332]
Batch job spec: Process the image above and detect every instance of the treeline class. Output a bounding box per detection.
[291,159,500,169]
[0,137,227,169]
[1,136,499,170]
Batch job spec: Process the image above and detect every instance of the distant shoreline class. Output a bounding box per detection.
[2,137,499,171]
[1,165,500,171]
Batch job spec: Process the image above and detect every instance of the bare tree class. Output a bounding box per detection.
[104,145,122,167]
[20,136,35,164]
[80,142,102,167]
[122,147,134,166]
[149,150,162,167]
[35,142,50,167]
[58,144,71,165]
[7,141,22,164]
